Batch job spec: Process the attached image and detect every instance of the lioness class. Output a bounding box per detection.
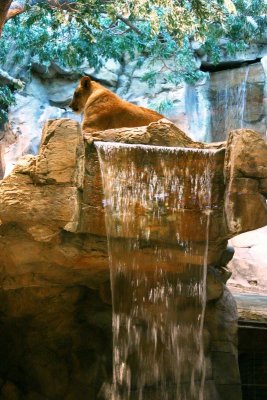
[70,76,164,133]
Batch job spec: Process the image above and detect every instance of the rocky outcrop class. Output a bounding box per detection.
[224,128,267,235]
[84,118,206,148]
[200,42,267,70]
[0,119,83,242]
[0,119,266,399]
[209,62,267,141]
[226,225,267,324]
[1,51,267,179]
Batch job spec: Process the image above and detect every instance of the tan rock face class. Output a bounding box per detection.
[85,118,205,148]
[0,118,265,399]
[36,119,85,188]
[224,128,267,235]
[0,119,84,241]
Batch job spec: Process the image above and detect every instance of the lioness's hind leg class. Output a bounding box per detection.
[82,117,108,143]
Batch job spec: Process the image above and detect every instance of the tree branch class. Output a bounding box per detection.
[1,0,142,38]
[0,67,24,87]
[5,0,77,21]
[117,15,142,35]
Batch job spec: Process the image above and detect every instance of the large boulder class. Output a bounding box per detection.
[227,226,267,302]
[224,128,267,235]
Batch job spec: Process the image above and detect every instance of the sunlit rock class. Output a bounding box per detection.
[201,43,267,70]
[0,119,266,399]
[224,128,267,235]
[228,226,267,297]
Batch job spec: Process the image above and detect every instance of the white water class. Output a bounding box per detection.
[185,84,212,143]
[96,142,215,400]
[261,55,267,138]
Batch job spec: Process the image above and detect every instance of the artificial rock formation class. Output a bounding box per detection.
[228,225,267,302]
[1,54,267,179]
[0,118,267,400]
[224,128,267,234]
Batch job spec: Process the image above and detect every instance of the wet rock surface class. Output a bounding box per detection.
[0,119,266,399]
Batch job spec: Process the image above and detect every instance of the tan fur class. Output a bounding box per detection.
[69,76,164,133]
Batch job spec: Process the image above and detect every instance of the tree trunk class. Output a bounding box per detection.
[0,1,128,37]
[5,1,77,20]
[0,1,77,36]
[0,0,12,35]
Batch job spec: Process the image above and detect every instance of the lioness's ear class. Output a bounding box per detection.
[80,76,91,89]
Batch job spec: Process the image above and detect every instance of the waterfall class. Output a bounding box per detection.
[240,67,249,128]
[96,142,216,400]
[210,66,249,140]
[261,55,267,139]
[180,65,251,144]
[185,84,211,143]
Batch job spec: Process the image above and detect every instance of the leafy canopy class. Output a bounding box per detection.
[0,0,266,121]
[0,86,15,125]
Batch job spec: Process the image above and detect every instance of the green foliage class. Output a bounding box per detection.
[150,98,174,114]
[1,1,266,68]
[0,86,16,124]
[202,0,267,60]
[0,0,266,118]
[2,0,264,75]
[141,71,158,88]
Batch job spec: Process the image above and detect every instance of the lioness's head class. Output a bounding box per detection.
[70,76,92,113]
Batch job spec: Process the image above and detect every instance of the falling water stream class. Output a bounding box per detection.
[96,142,217,400]
[209,66,250,139]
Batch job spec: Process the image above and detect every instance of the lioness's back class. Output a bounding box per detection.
[70,76,164,133]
